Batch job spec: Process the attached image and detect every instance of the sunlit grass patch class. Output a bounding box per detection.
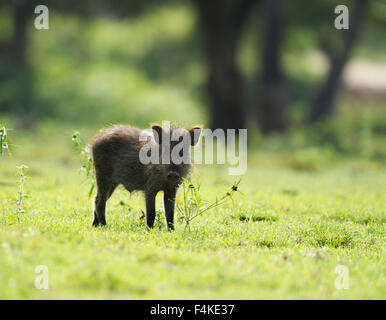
[233,212,278,223]
[299,223,356,248]
[329,210,386,225]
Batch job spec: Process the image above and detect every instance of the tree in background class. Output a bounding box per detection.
[310,0,369,122]
[0,0,36,120]
[0,0,32,65]
[258,0,288,133]
[192,0,257,131]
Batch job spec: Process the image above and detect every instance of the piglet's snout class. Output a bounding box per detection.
[167,171,180,181]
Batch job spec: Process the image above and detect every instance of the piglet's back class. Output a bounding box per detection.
[92,125,142,148]
[91,125,144,170]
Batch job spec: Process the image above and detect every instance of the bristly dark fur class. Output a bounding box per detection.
[91,123,202,230]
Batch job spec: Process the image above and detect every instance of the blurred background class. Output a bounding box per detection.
[0,0,385,161]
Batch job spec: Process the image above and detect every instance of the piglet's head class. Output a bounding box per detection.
[151,124,202,184]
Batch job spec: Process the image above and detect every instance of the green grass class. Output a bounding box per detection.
[0,121,385,299]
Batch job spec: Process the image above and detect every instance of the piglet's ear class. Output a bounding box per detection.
[151,124,163,144]
[189,126,203,146]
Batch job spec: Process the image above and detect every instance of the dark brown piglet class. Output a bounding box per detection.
[91,124,202,230]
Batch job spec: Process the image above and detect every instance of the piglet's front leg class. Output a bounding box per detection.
[145,192,156,229]
[164,188,177,231]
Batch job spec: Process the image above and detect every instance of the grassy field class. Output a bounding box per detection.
[0,118,385,299]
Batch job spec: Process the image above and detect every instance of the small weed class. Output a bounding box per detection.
[71,131,95,197]
[8,165,31,224]
[154,210,166,230]
[176,178,241,232]
[0,124,12,157]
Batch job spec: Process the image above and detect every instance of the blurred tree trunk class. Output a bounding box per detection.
[11,0,31,65]
[0,0,35,66]
[258,0,288,133]
[309,0,368,123]
[193,0,257,131]
[0,0,35,123]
